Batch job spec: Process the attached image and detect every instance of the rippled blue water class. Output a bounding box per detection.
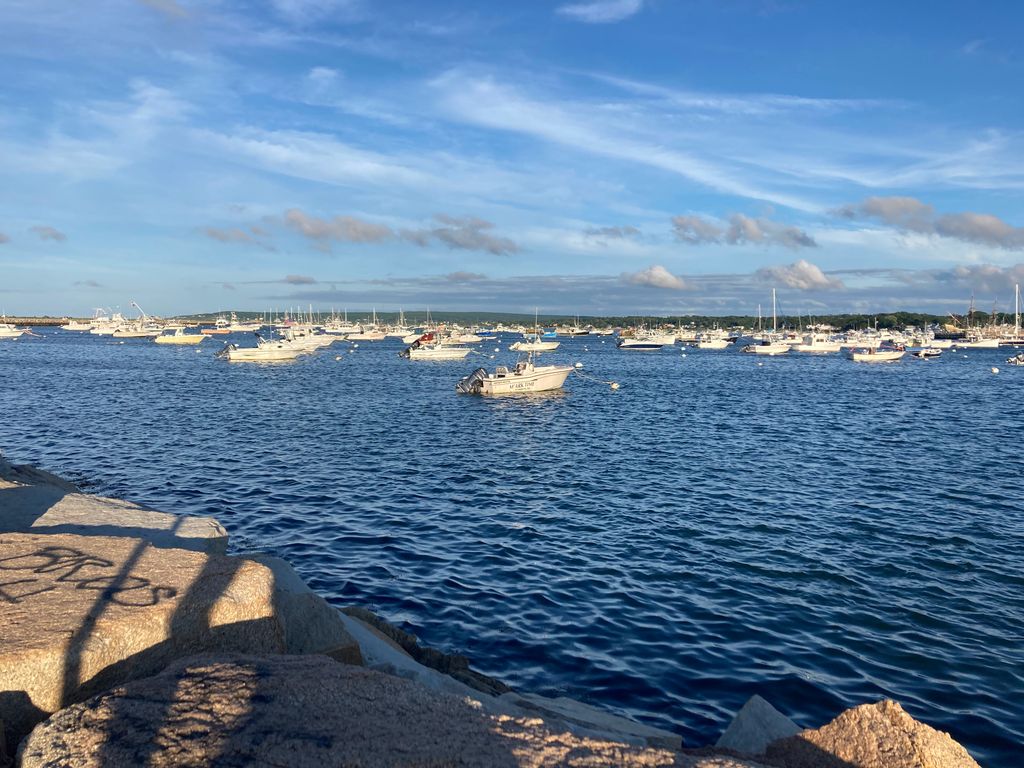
[2,330,1022,765]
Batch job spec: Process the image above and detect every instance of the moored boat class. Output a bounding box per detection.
[154,328,206,345]
[850,347,905,363]
[456,353,573,395]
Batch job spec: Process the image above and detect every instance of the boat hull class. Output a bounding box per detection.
[478,366,572,394]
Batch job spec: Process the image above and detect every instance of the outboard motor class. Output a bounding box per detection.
[215,343,235,359]
[455,368,489,394]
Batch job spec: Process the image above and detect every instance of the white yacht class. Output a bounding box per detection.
[456,353,573,395]
[742,290,789,355]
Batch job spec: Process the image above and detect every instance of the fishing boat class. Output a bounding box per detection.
[1006,352,1024,366]
[59,318,92,331]
[154,327,206,345]
[456,352,573,395]
[911,347,943,359]
[850,346,905,363]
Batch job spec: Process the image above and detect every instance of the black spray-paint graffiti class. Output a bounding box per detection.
[0,546,178,606]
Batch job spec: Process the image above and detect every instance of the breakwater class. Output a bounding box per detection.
[0,454,983,766]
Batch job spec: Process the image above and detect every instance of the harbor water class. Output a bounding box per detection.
[1,330,1021,765]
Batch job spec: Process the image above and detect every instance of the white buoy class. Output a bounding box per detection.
[757,362,764,366]
[681,353,687,358]
[610,382,620,390]
[349,349,355,354]
[574,362,583,368]
[991,367,1000,374]
[353,343,359,348]
[494,347,500,352]
[335,355,341,361]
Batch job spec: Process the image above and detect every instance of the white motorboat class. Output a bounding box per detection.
[59,318,92,331]
[850,347,905,363]
[617,331,675,350]
[218,335,306,362]
[226,313,262,332]
[792,333,841,354]
[510,339,560,352]
[1006,353,1024,366]
[0,319,25,339]
[154,328,206,345]
[742,337,790,355]
[954,336,1000,349]
[695,336,730,350]
[456,353,573,395]
[401,333,471,360]
[911,347,943,359]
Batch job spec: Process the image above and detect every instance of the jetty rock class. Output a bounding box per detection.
[0,457,227,554]
[716,695,801,756]
[0,533,359,756]
[763,699,981,768]
[18,653,771,768]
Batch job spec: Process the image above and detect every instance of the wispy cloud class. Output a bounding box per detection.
[284,274,317,284]
[430,70,819,211]
[73,279,102,288]
[202,226,273,249]
[584,225,641,241]
[622,264,688,290]
[672,213,816,248]
[137,0,188,19]
[30,225,67,242]
[445,271,487,282]
[835,196,1024,249]
[556,0,643,24]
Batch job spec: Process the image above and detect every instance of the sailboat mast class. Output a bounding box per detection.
[1015,283,1021,337]
[772,288,777,333]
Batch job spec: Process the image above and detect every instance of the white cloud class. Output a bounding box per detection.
[556,0,643,24]
[622,264,687,290]
[756,259,843,290]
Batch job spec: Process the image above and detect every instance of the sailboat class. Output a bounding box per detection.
[347,309,387,341]
[999,284,1024,346]
[742,290,789,355]
[511,309,560,351]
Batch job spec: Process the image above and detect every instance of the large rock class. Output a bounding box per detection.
[501,692,683,750]
[716,695,800,755]
[338,608,681,751]
[0,459,227,554]
[764,699,981,768]
[244,554,361,665]
[0,533,285,754]
[18,654,771,768]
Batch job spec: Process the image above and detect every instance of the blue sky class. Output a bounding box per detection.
[1,0,1023,316]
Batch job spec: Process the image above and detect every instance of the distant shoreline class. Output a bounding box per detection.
[2,309,1009,333]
